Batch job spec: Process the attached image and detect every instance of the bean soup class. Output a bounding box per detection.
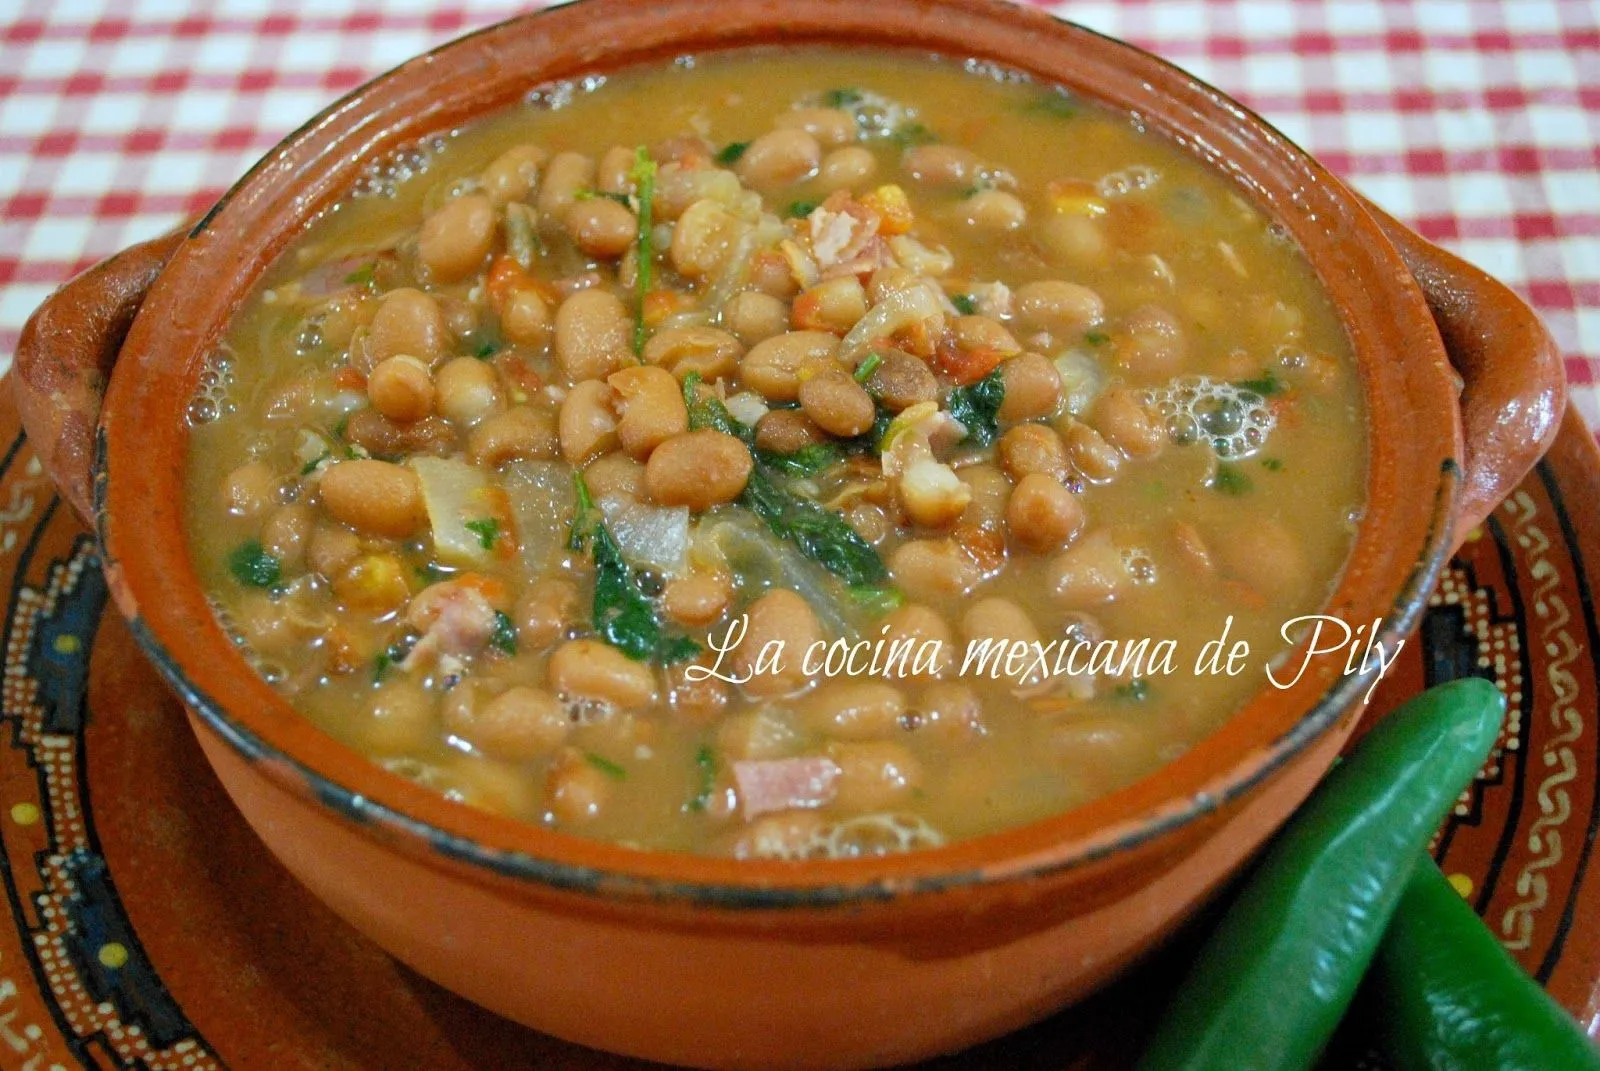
[186,49,1365,858]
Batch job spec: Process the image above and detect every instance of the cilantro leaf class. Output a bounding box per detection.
[227,541,281,588]
[946,367,1007,446]
[1234,369,1284,396]
[755,442,844,478]
[1210,462,1253,495]
[490,610,518,655]
[569,472,699,663]
[464,517,500,550]
[715,141,749,165]
[584,752,628,780]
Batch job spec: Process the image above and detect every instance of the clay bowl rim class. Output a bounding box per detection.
[96,0,1459,908]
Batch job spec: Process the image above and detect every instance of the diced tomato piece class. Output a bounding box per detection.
[485,255,533,311]
[935,344,1006,386]
[333,365,367,391]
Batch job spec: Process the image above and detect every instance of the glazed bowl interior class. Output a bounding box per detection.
[98,0,1459,902]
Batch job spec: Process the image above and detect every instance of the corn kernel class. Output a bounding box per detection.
[862,184,914,236]
[335,553,411,613]
[1046,179,1109,218]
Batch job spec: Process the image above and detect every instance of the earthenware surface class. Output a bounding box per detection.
[0,375,1595,1069]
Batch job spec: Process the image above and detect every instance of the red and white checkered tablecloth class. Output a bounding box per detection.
[3,0,1597,432]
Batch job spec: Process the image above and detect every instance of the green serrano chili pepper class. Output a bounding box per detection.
[1137,677,1506,1071]
[1369,857,1600,1071]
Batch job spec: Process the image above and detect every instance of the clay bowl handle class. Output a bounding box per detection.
[1359,198,1566,547]
[12,226,188,528]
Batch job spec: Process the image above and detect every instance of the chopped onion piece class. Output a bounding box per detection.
[1054,348,1106,416]
[724,391,770,427]
[504,461,574,575]
[839,280,944,358]
[597,494,690,575]
[411,456,503,567]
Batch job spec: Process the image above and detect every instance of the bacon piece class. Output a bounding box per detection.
[401,578,504,670]
[733,757,842,820]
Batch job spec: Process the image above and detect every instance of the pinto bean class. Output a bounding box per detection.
[754,409,826,454]
[501,286,552,349]
[722,291,790,346]
[798,368,875,437]
[318,459,422,538]
[545,746,613,824]
[480,143,547,204]
[1048,530,1130,606]
[863,349,938,410]
[446,685,569,762]
[1006,473,1084,552]
[582,451,645,498]
[418,193,495,283]
[367,355,434,424]
[515,578,580,650]
[224,461,276,518]
[1015,280,1104,336]
[565,196,637,259]
[800,682,905,741]
[644,430,752,509]
[889,539,984,601]
[307,523,361,580]
[434,356,502,427]
[1216,518,1308,604]
[608,365,689,459]
[548,639,655,709]
[467,406,558,467]
[909,682,985,742]
[961,597,1046,689]
[792,277,867,335]
[1120,304,1188,379]
[368,288,448,364]
[596,145,636,195]
[344,409,454,458]
[997,353,1062,423]
[735,589,823,698]
[961,189,1026,231]
[662,569,733,627]
[537,151,595,229]
[1062,419,1122,483]
[558,379,619,465]
[775,107,858,147]
[740,331,839,402]
[642,325,743,382]
[877,603,955,680]
[555,289,631,381]
[902,144,981,189]
[670,198,747,279]
[1092,389,1164,459]
[259,503,313,570]
[735,129,821,190]
[998,423,1069,482]
[817,146,877,190]
[830,741,922,812]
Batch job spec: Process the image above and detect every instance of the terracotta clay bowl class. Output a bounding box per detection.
[10,1,1567,1068]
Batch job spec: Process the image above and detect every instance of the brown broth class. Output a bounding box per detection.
[185,48,1365,857]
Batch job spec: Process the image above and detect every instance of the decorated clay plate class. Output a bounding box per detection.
[0,374,1594,1069]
